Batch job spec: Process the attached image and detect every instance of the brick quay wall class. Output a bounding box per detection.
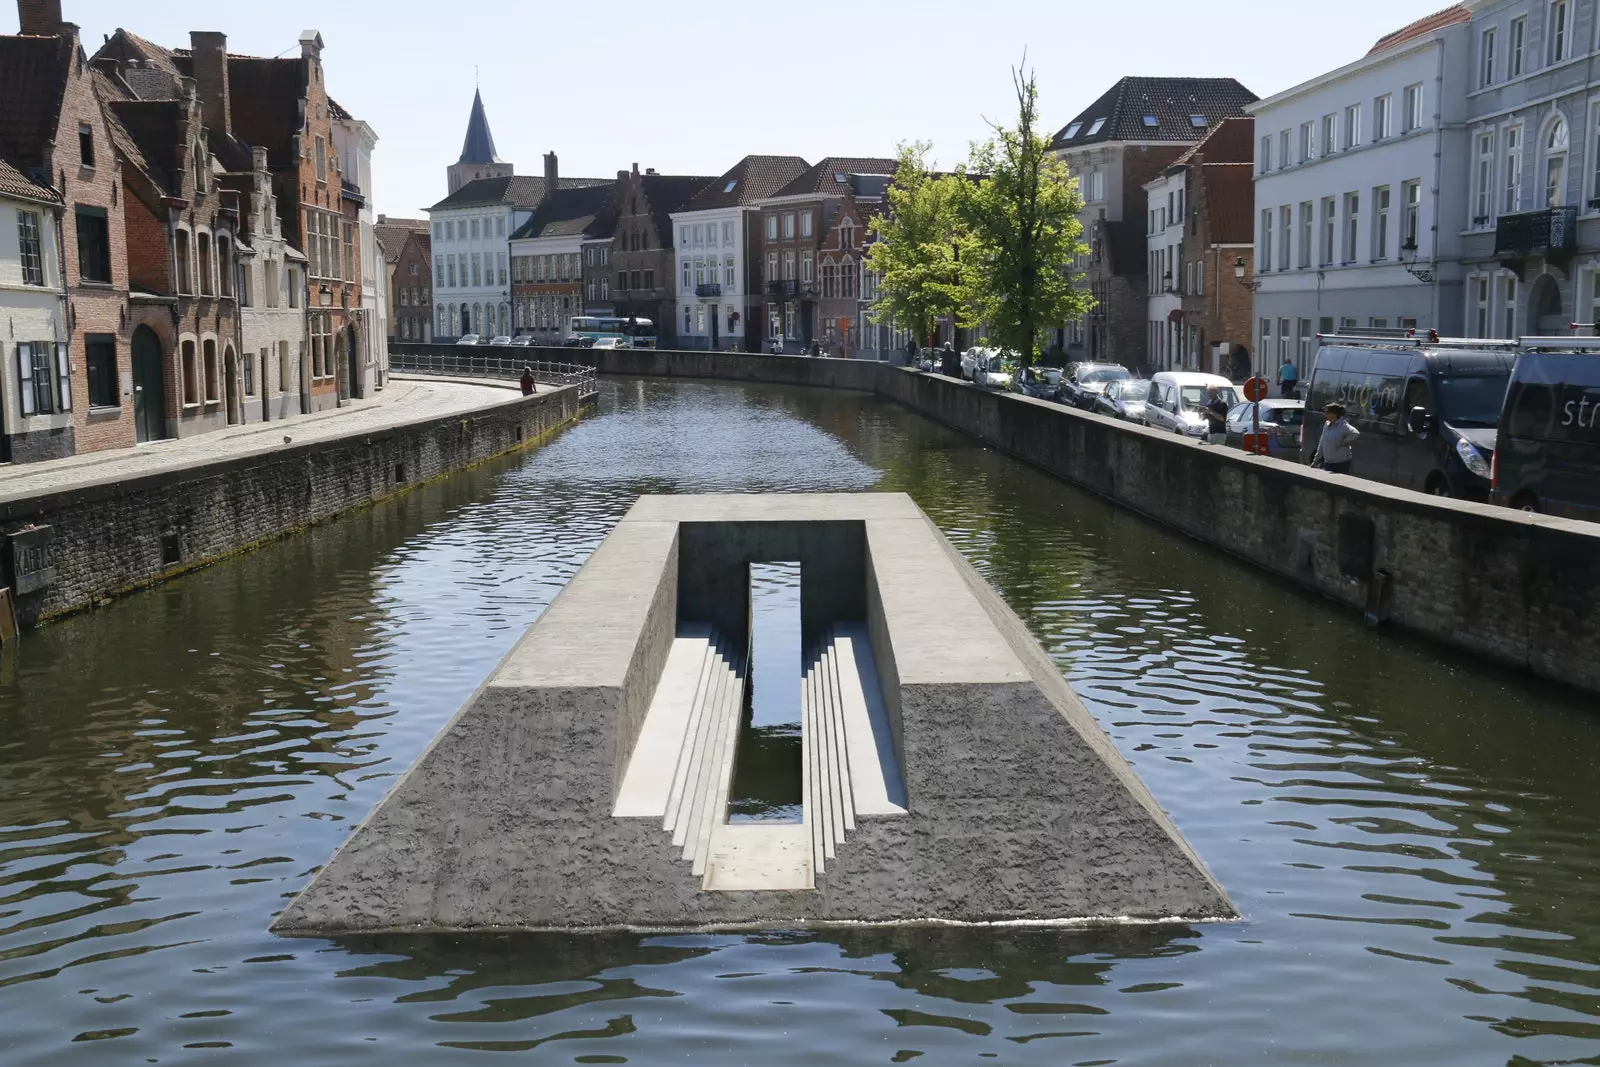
[0,383,591,627]
[393,343,1600,695]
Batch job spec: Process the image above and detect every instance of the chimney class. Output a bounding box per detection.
[252,146,267,172]
[189,31,231,139]
[377,213,387,223]
[646,167,657,175]
[631,162,639,177]
[544,151,558,187]
[299,30,323,61]
[616,170,627,182]
[16,0,62,36]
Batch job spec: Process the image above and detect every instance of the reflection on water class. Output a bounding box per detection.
[1,378,1598,1065]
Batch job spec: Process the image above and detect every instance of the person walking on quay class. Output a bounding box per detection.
[1314,402,1361,473]
[941,341,959,377]
[1279,356,1299,399]
[904,338,918,367]
[520,366,535,396]
[1204,385,1230,444]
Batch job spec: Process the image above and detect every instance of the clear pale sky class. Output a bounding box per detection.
[17,0,1452,220]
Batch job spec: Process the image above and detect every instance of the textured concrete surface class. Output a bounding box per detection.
[272,493,1235,934]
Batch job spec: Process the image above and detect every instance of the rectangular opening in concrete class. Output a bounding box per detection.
[730,562,803,823]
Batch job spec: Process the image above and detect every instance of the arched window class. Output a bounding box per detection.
[1544,114,1569,208]
[841,256,856,299]
[821,259,837,299]
[197,232,213,296]
[174,230,192,294]
[217,235,232,297]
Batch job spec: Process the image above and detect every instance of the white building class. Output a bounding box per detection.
[1246,8,1473,373]
[331,104,386,395]
[0,162,69,463]
[234,146,306,422]
[1144,168,1189,369]
[669,155,809,350]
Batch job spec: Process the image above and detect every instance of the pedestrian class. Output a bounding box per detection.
[1314,402,1361,473]
[904,338,918,367]
[941,341,959,377]
[519,365,535,396]
[1278,356,1299,399]
[1203,385,1230,444]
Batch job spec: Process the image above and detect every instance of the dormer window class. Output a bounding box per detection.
[1087,118,1106,136]
[1190,114,1207,128]
[1143,115,1159,127]
[724,180,737,193]
[1062,122,1083,139]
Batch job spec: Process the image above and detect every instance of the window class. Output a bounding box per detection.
[447,258,456,287]
[471,220,480,240]
[1279,205,1292,271]
[1502,275,1519,338]
[75,206,111,283]
[497,217,505,237]
[16,342,52,414]
[723,221,734,245]
[1345,104,1362,149]
[1087,118,1106,136]
[801,212,813,238]
[197,233,214,295]
[1375,96,1392,140]
[204,339,218,401]
[1505,125,1524,212]
[1545,115,1569,208]
[1260,319,1273,364]
[782,213,796,239]
[1402,179,1421,252]
[244,350,256,396]
[1260,135,1272,173]
[1190,114,1206,128]
[1403,84,1423,132]
[767,251,777,282]
[643,269,654,290]
[1475,132,1495,225]
[1374,186,1391,261]
[600,276,609,300]
[1344,192,1360,263]
[725,256,735,288]
[1510,17,1526,77]
[1299,202,1313,268]
[1321,197,1337,265]
[1298,319,1312,369]
[1473,276,1491,337]
[287,266,299,308]
[218,236,233,296]
[315,136,326,182]
[783,249,794,280]
[1300,121,1315,162]
[1481,29,1497,87]
[768,303,781,338]
[344,224,356,282]
[630,269,641,290]
[1279,130,1291,169]
[499,251,507,285]
[765,215,778,240]
[801,249,814,283]
[1144,114,1159,127]
[16,210,43,285]
[683,260,691,288]
[472,254,482,287]
[1261,209,1273,271]
[1062,123,1083,140]
[1322,113,1337,157]
[1550,0,1569,63]
[78,123,94,167]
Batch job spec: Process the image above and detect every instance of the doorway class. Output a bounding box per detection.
[346,325,362,400]
[1531,274,1564,335]
[131,324,167,443]
[224,346,240,425]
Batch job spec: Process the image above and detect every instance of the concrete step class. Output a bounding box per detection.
[689,635,745,875]
[613,625,714,819]
[831,624,908,817]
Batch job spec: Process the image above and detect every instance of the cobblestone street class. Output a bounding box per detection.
[0,378,522,504]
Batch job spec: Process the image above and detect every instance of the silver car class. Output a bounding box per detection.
[1143,372,1240,437]
[1094,378,1151,421]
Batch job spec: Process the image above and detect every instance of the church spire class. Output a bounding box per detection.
[458,89,502,165]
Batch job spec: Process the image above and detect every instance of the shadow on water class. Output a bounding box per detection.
[1,377,1598,1065]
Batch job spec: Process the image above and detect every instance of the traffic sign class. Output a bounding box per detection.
[1244,376,1269,402]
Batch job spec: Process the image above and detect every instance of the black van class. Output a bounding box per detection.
[1301,335,1517,499]
[1492,341,1600,519]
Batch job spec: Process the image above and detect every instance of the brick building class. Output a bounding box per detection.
[1,1,134,461]
[510,181,617,344]
[1174,118,1256,378]
[756,157,896,353]
[1051,77,1257,370]
[388,229,432,342]
[230,145,306,421]
[608,165,713,347]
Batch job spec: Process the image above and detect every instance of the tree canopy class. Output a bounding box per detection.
[865,142,967,349]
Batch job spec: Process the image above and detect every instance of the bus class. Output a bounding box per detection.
[568,316,657,348]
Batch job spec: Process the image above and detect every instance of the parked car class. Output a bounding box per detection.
[1302,336,1514,499]
[1094,378,1151,421]
[1064,362,1132,409]
[960,346,997,381]
[1490,340,1600,519]
[969,350,1014,389]
[591,337,630,350]
[1014,366,1064,400]
[1143,371,1240,437]
[1225,399,1305,459]
[489,336,513,346]
[510,335,535,346]
[455,334,481,346]
[562,336,596,348]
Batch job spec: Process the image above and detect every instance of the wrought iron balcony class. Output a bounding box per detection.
[766,279,798,296]
[695,282,722,298]
[1494,205,1578,260]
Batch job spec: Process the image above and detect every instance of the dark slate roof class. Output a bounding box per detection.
[641,173,716,243]
[375,217,430,263]
[327,96,352,121]
[0,33,71,180]
[1369,4,1469,55]
[107,98,186,195]
[458,89,501,165]
[0,156,59,203]
[1050,77,1257,150]
[226,56,306,161]
[770,157,899,199]
[1169,115,1255,170]
[680,155,810,212]
[428,173,608,212]
[509,181,619,240]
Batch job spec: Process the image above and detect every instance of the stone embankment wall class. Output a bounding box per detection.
[393,343,1600,694]
[0,384,588,626]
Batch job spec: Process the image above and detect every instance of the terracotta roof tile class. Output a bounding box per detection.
[375,217,430,262]
[1201,164,1255,245]
[0,156,59,204]
[1368,4,1469,55]
[1170,116,1255,169]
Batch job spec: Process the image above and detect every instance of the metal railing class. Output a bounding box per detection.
[390,349,597,395]
[1494,205,1578,259]
[695,282,723,298]
[766,279,798,296]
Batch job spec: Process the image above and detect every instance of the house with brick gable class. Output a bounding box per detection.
[231,144,307,421]
[1051,76,1258,370]
[375,215,428,342]
[670,154,809,351]
[756,157,897,353]
[331,98,385,396]
[609,165,715,348]
[510,181,618,344]
[0,0,135,461]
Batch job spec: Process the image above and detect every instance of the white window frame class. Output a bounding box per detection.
[1374,94,1392,141]
[1403,83,1424,132]
[1510,16,1526,77]
[1345,104,1362,149]
[1549,0,1570,65]
[1505,123,1525,214]
[1474,130,1496,227]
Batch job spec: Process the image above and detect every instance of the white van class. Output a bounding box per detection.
[1142,371,1240,437]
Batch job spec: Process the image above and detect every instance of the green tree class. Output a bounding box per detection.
[865,142,967,352]
[960,65,1093,365]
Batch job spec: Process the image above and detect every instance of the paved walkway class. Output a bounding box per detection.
[0,377,527,503]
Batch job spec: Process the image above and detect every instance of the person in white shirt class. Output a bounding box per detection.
[1316,402,1361,474]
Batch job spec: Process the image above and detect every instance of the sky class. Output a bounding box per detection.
[16,0,1455,220]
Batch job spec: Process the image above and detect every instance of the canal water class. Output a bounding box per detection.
[2,378,1597,1065]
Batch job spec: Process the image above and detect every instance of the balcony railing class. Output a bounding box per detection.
[695,282,722,298]
[1494,205,1579,260]
[766,279,798,296]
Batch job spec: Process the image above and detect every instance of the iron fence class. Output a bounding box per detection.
[390,349,597,395]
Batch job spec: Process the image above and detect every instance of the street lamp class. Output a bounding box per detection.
[1233,256,1261,292]
[1400,238,1434,284]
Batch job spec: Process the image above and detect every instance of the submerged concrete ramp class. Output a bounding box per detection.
[272,494,1235,933]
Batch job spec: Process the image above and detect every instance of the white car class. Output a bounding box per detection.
[489,336,513,346]
[1142,371,1240,437]
[960,346,997,381]
[455,333,481,346]
[590,337,630,350]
